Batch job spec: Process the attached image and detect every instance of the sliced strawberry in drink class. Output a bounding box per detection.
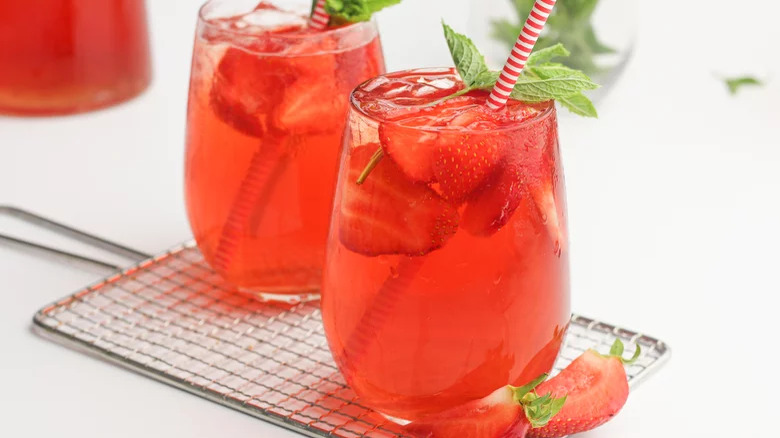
[432,132,507,203]
[271,79,344,134]
[377,97,494,185]
[462,111,566,241]
[528,178,567,254]
[405,375,564,438]
[528,339,640,438]
[210,47,291,137]
[461,158,525,236]
[378,122,438,183]
[339,144,459,256]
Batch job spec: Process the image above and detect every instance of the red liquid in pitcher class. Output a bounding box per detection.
[322,69,570,420]
[185,3,384,297]
[0,0,151,115]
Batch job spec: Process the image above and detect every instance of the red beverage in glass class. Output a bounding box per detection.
[0,0,151,115]
[322,68,570,421]
[185,0,385,302]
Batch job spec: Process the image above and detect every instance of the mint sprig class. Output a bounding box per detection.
[442,22,599,117]
[492,0,615,76]
[723,76,764,95]
[323,0,401,23]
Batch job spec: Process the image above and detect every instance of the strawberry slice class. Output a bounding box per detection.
[405,375,564,438]
[210,47,291,137]
[461,158,525,236]
[339,144,459,256]
[528,178,567,255]
[528,339,640,438]
[461,114,565,239]
[405,387,524,438]
[432,107,509,202]
[378,122,438,183]
[433,133,506,203]
[271,79,344,134]
[377,96,488,184]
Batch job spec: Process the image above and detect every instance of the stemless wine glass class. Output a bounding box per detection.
[322,68,570,422]
[0,0,151,115]
[184,0,385,303]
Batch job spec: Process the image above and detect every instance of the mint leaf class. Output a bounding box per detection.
[528,63,595,83]
[558,93,598,117]
[724,76,763,95]
[508,74,598,101]
[442,22,489,86]
[527,44,570,66]
[324,0,401,23]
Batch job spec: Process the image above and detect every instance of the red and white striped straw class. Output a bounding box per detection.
[486,0,557,110]
[309,0,330,30]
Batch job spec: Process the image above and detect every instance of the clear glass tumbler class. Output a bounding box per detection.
[184,0,385,303]
[322,68,571,422]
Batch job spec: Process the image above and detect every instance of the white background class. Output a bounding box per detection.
[2,0,779,436]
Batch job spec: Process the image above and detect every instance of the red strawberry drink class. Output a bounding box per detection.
[322,68,570,421]
[185,0,384,301]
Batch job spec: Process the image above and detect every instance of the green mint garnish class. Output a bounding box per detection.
[443,21,490,87]
[323,0,402,23]
[492,0,615,76]
[723,76,764,95]
[442,22,599,117]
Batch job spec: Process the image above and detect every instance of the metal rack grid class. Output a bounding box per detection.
[33,242,670,438]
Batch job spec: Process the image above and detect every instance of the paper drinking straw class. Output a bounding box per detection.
[309,0,331,30]
[340,259,424,373]
[212,140,285,274]
[212,4,331,281]
[486,0,557,110]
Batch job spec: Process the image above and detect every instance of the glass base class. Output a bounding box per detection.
[379,412,411,426]
[0,75,151,116]
[238,288,320,305]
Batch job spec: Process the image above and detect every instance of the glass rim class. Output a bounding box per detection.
[348,68,556,134]
[197,0,378,56]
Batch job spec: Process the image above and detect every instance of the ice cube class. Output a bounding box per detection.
[237,8,308,32]
[361,76,390,93]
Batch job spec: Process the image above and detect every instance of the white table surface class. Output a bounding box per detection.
[2,0,779,436]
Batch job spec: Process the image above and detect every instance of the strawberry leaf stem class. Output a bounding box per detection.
[601,338,642,365]
[509,373,567,429]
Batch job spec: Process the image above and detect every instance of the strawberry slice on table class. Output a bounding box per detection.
[405,374,565,438]
[528,339,641,438]
[339,144,459,256]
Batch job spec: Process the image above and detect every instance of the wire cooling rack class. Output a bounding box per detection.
[33,241,670,438]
